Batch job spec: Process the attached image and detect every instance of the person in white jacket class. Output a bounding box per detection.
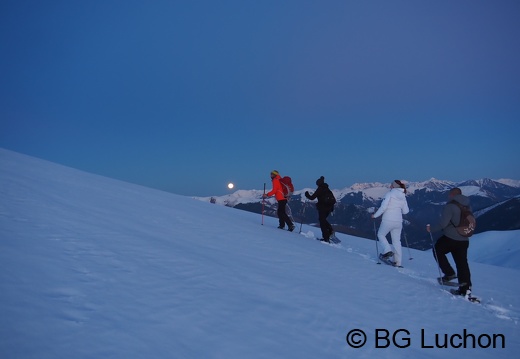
[371,180,410,267]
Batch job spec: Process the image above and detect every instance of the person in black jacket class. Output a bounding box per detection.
[305,176,336,242]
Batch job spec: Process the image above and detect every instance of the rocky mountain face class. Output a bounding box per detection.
[203,178,520,250]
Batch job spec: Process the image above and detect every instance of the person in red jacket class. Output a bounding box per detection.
[263,170,295,231]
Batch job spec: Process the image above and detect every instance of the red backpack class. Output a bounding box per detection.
[279,176,294,198]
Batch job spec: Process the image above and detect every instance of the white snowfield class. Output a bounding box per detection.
[1,148,519,359]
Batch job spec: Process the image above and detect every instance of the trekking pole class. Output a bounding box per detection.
[373,219,381,264]
[261,183,266,225]
[299,200,307,233]
[428,225,443,281]
[403,228,413,260]
[367,208,381,264]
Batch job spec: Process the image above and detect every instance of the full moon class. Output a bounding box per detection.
[227,183,234,189]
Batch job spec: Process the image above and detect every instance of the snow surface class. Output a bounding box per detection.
[469,231,520,270]
[1,148,519,359]
[496,179,520,188]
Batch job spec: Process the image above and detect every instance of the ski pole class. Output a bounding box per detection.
[261,183,266,225]
[428,225,443,281]
[403,228,413,260]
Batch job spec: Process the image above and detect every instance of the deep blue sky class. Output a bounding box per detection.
[2,0,519,196]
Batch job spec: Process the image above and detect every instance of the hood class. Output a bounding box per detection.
[390,187,406,198]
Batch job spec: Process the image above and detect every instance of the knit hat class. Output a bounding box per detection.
[271,170,279,176]
[316,176,325,186]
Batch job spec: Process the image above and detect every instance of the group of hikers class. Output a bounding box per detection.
[263,170,475,299]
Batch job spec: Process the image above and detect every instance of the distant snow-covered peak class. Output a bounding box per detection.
[495,178,520,188]
[194,177,519,206]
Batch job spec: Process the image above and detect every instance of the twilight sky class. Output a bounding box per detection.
[1,0,519,196]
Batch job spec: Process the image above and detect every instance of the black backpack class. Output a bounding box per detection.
[450,201,476,237]
[322,188,337,207]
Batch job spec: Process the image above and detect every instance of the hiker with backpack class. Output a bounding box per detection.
[305,176,336,242]
[371,180,410,267]
[427,187,474,297]
[263,170,295,231]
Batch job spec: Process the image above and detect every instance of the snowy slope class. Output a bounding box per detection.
[468,230,520,270]
[1,148,519,359]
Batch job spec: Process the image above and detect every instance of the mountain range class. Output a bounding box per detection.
[197,178,520,250]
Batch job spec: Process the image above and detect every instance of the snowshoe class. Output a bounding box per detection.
[379,253,401,267]
[329,235,341,244]
[380,251,393,259]
[437,275,464,287]
[449,288,480,303]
